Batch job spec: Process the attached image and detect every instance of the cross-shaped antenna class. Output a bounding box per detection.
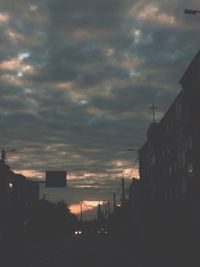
[149,104,158,123]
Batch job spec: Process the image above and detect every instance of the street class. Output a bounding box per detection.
[33,238,138,267]
[1,235,140,267]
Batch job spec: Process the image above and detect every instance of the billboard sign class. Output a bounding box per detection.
[45,171,67,187]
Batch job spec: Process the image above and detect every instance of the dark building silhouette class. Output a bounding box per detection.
[139,50,200,201]
[0,160,39,209]
[0,160,11,240]
[0,159,39,242]
[0,160,10,208]
[8,173,39,207]
[126,50,200,267]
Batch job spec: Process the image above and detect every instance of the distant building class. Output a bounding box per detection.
[8,173,39,207]
[139,50,200,201]
[0,160,39,241]
[0,162,39,209]
[0,160,10,240]
[0,160,10,209]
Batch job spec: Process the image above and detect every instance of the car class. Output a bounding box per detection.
[96,228,109,236]
[74,229,83,237]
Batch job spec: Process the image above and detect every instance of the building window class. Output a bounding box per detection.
[8,182,14,193]
[186,109,190,123]
[181,151,186,166]
[187,163,193,179]
[152,155,155,165]
[185,140,188,152]
[169,166,172,175]
[176,101,182,121]
[174,162,177,172]
[178,152,182,168]
[9,182,13,189]
[188,135,193,149]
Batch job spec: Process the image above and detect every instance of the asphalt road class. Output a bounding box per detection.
[1,235,140,267]
[30,237,139,267]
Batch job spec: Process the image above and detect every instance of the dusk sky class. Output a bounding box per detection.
[1,0,200,219]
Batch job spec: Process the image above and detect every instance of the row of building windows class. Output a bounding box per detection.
[168,162,193,178]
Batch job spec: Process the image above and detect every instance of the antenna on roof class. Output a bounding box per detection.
[149,104,158,123]
[1,149,16,164]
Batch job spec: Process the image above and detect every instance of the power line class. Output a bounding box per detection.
[124,151,139,190]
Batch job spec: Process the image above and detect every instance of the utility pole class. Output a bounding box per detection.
[149,104,158,123]
[113,192,116,211]
[80,201,83,222]
[107,201,110,217]
[97,202,102,221]
[121,177,125,206]
[104,204,108,218]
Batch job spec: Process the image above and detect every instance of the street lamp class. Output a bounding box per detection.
[184,9,200,15]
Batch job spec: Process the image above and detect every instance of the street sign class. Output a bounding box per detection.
[184,9,198,15]
[45,171,67,187]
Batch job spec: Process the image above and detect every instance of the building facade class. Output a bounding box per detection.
[139,50,200,201]
[8,173,39,207]
[0,159,40,241]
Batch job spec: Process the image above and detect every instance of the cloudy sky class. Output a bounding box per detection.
[0,0,200,219]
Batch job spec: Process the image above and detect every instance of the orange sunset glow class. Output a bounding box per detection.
[69,201,103,215]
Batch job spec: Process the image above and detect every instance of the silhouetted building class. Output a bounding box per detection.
[139,50,200,201]
[0,160,10,208]
[0,160,11,240]
[127,51,200,266]
[8,173,39,207]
